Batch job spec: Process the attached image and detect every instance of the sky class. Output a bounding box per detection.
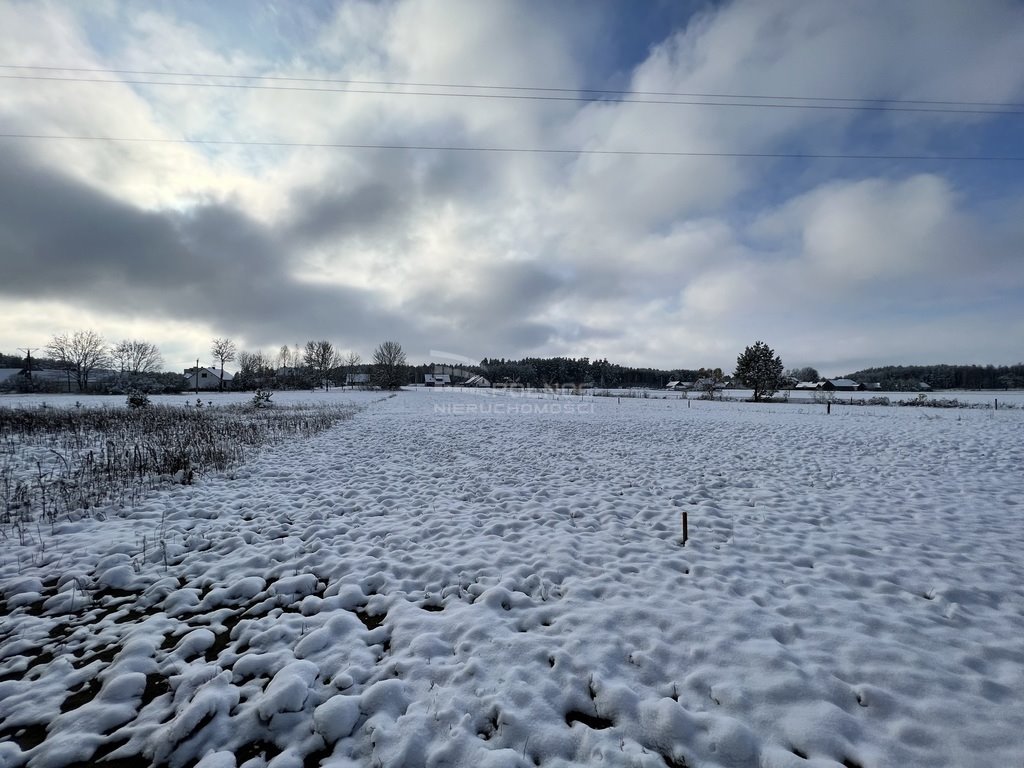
[0,0,1022,376]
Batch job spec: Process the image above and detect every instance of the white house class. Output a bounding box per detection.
[184,366,233,391]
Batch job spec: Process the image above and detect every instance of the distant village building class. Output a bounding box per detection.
[821,379,864,392]
[346,373,370,386]
[433,364,476,381]
[184,366,233,391]
[424,373,451,387]
[693,377,725,392]
[463,374,491,387]
[665,381,694,391]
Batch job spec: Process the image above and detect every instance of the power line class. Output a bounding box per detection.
[1,72,1021,116]
[2,63,1020,109]
[1,132,1020,161]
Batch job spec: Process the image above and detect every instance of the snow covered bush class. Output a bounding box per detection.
[251,388,274,408]
[126,390,151,409]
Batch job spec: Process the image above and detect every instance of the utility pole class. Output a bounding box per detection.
[195,358,200,395]
[17,348,36,381]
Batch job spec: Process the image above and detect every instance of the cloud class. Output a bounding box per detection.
[0,0,1022,372]
[0,146,419,352]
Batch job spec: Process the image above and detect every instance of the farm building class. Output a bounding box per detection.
[346,373,370,386]
[424,373,451,387]
[463,375,491,387]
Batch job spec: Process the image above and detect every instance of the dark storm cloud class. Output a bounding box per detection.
[397,260,571,357]
[287,180,413,246]
[408,260,565,329]
[0,149,185,291]
[284,127,512,251]
[0,147,426,348]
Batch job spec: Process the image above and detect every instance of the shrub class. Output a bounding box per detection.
[127,390,151,409]
[252,389,274,408]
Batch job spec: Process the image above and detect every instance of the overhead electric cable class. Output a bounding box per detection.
[1,63,1020,109]
[0,132,1020,161]
[1,72,1021,115]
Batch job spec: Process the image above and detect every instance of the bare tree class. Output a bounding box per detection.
[343,351,362,386]
[112,339,163,374]
[47,330,110,391]
[786,366,820,383]
[371,340,407,390]
[278,344,292,370]
[237,349,272,389]
[210,337,237,392]
[303,340,341,391]
[696,367,724,400]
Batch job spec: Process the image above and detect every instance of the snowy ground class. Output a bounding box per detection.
[0,390,385,410]
[1,390,1023,768]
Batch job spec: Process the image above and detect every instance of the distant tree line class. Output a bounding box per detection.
[845,364,1024,391]
[478,357,704,389]
[1,333,407,395]
[233,339,407,391]
[6,335,1021,396]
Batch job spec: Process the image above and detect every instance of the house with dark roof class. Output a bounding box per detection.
[821,379,863,392]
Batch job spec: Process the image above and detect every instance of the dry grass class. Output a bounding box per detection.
[0,402,355,537]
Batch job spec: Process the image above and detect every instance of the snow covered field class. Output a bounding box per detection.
[596,389,1024,408]
[2,390,1023,767]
